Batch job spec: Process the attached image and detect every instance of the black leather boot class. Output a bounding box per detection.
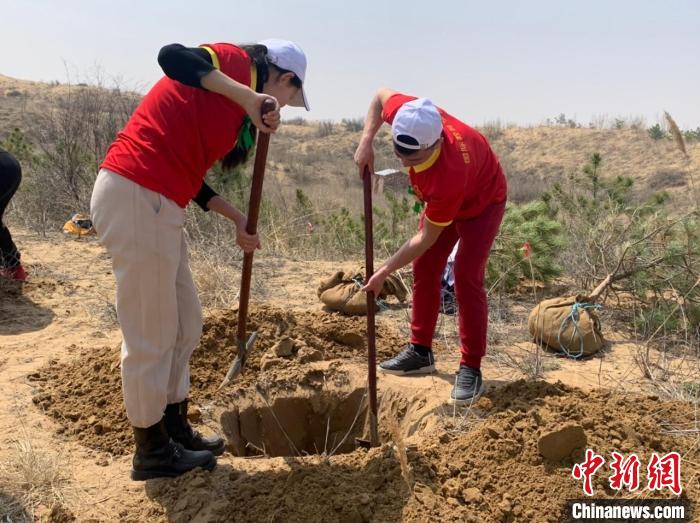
[131,418,216,481]
[164,399,226,456]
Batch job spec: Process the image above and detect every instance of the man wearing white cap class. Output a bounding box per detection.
[91,38,310,479]
[354,89,506,405]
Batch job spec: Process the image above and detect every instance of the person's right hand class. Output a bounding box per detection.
[244,93,280,134]
[353,139,375,179]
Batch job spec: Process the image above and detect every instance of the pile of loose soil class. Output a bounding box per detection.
[31,300,699,521]
[31,305,407,456]
[192,304,408,398]
[120,380,698,522]
[408,380,698,521]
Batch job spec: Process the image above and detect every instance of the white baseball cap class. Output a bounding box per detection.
[258,38,310,111]
[392,98,442,150]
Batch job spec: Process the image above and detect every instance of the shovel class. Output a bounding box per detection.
[218,99,277,391]
[363,166,380,447]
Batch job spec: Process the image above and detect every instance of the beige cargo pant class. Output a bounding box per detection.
[90,169,203,428]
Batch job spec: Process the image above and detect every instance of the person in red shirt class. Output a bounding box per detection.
[90,39,310,480]
[354,89,506,405]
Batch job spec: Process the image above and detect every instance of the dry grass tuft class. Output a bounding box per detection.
[388,418,414,491]
[664,111,688,158]
[0,433,73,522]
[189,249,243,309]
[664,110,699,206]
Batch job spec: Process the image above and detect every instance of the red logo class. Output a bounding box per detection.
[648,452,682,496]
[609,452,641,492]
[573,450,683,496]
[572,449,606,496]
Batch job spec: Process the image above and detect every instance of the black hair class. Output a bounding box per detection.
[393,134,442,157]
[393,134,420,157]
[220,44,303,172]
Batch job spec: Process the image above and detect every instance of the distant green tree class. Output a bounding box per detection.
[648,124,667,140]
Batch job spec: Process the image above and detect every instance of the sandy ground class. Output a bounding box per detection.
[1,228,698,522]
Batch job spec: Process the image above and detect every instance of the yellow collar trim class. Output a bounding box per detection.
[250,65,257,91]
[413,147,441,173]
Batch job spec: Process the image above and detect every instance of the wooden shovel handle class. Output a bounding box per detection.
[236,97,276,343]
[363,166,379,446]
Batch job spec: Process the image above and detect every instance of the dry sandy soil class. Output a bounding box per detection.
[1,228,698,522]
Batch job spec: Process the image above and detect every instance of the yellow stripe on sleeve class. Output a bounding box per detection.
[425,216,453,227]
[200,46,220,70]
[249,65,257,90]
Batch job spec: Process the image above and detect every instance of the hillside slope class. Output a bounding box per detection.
[1,74,698,208]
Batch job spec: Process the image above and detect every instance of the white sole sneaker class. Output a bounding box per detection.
[378,364,436,376]
[448,383,485,406]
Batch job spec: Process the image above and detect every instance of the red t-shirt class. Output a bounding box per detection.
[382,94,507,225]
[101,43,254,208]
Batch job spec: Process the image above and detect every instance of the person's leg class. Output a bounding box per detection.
[166,235,203,405]
[162,236,225,454]
[0,150,23,272]
[91,169,183,427]
[411,220,459,347]
[450,202,506,403]
[379,218,458,375]
[90,169,215,479]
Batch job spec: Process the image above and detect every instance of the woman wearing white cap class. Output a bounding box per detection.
[354,89,506,405]
[90,39,309,480]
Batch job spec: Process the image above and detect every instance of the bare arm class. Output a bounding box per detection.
[353,87,397,176]
[362,220,445,293]
[206,196,260,252]
[158,44,278,133]
[201,71,278,133]
[206,195,245,226]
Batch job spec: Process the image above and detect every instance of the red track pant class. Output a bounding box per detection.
[411,202,506,368]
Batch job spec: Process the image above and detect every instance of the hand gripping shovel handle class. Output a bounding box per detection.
[218,99,277,391]
[363,166,379,447]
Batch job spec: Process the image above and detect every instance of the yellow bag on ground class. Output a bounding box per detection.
[63,213,96,237]
[527,295,605,358]
[317,269,407,316]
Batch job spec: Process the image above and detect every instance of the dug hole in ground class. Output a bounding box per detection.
[0,231,698,522]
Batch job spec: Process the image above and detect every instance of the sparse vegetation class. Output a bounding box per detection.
[1,78,139,235]
[282,116,306,126]
[0,430,73,522]
[341,117,364,132]
[550,113,579,128]
[648,123,667,140]
[317,120,335,137]
[3,75,699,351]
[478,120,507,141]
[545,152,699,347]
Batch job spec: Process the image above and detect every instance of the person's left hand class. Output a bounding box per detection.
[362,268,388,296]
[262,105,281,131]
[235,220,261,253]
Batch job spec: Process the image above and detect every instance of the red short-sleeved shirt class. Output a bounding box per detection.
[101,43,254,208]
[382,94,507,225]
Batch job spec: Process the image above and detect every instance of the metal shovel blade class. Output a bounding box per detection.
[217,331,258,391]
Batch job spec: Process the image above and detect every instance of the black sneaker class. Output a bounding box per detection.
[379,346,435,375]
[449,365,484,405]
